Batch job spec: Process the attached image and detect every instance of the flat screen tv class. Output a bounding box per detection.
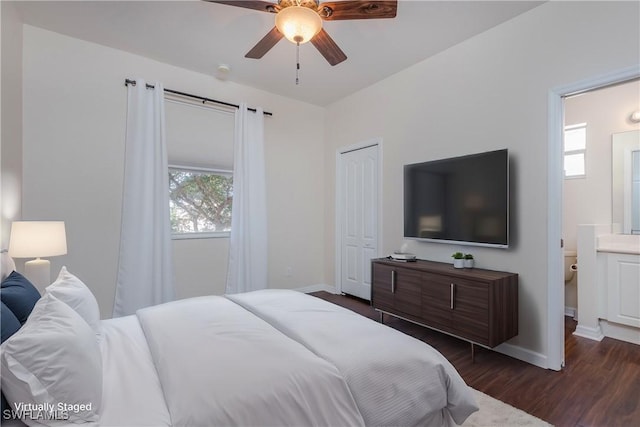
[404,149,509,248]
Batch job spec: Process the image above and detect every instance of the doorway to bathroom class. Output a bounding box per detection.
[562,78,640,320]
[550,71,640,369]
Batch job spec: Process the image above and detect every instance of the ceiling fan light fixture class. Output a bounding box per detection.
[275,5,322,44]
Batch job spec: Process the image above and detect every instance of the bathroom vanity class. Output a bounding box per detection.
[576,226,640,345]
[596,234,640,344]
[573,130,640,345]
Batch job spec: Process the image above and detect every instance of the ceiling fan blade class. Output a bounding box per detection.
[203,1,277,13]
[311,29,347,66]
[245,27,284,59]
[319,1,397,20]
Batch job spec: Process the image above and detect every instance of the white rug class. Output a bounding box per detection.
[463,389,553,426]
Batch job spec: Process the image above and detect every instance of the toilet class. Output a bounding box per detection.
[564,250,577,284]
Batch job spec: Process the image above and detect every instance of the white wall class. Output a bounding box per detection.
[1,3,3,246]
[563,80,640,310]
[324,1,640,365]
[0,1,23,248]
[21,26,326,317]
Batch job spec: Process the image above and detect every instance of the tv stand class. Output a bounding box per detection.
[371,258,518,359]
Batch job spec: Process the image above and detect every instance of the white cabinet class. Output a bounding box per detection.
[606,253,640,328]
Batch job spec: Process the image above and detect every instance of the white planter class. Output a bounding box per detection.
[453,259,465,269]
[464,259,474,268]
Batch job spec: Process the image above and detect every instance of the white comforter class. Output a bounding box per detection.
[135,296,364,427]
[97,290,477,427]
[99,316,171,427]
[228,290,478,426]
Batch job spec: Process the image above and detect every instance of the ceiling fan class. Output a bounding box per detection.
[204,0,398,66]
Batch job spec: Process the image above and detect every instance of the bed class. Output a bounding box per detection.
[1,258,478,427]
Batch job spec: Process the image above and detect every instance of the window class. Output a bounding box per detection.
[169,167,233,238]
[564,123,587,178]
[164,95,235,239]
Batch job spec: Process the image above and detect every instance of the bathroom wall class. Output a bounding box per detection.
[563,79,640,311]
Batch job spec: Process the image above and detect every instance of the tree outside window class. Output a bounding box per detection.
[169,168,233,236]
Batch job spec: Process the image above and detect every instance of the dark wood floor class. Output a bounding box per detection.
[311,291,640,427]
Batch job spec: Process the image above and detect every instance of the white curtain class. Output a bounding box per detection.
[113,79,175,317]
[226,103,268,294]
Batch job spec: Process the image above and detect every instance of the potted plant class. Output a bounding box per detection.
[463,253,474,268]
[451,252,465,269]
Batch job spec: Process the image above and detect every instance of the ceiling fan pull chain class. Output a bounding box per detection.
[296,41,301,85]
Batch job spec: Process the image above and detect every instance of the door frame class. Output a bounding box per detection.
[335,137,383,295]
[547,65,640,370]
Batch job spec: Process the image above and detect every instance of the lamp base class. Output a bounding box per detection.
[24,258,51,291]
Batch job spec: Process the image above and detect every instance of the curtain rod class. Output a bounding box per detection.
[124,79,272,116]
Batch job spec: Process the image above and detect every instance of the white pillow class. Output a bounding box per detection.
[0,293,102,426]
[46,266,101,335]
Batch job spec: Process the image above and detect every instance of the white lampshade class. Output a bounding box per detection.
[9,221,67,258]
[8,221,67,289]
[275,6,322,44]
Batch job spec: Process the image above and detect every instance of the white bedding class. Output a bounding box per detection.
[228,290,479,426]
[98,316,171,427]
[92,290,477,427]
[135,296,364,427]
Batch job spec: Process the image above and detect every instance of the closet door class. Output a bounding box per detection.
[339,144,378,300]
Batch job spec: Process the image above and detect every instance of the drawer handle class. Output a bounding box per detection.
[450,283,455,309]
[391,270,396,294]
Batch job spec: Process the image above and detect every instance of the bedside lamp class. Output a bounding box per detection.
[8,221,67,288]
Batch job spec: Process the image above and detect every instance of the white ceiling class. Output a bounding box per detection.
[12,0,544,106]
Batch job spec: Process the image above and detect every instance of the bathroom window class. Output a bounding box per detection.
[564,123,587,178]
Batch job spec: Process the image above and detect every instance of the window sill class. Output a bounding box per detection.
[171,232,230,240]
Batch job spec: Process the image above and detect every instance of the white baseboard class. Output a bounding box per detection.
[573,324,605,341]
[564,306,577,318]
[493,342,550,370]
[600,320,640,345]
[294,284,338,294]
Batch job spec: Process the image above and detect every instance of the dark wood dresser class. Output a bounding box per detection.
[371,258,518,351]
